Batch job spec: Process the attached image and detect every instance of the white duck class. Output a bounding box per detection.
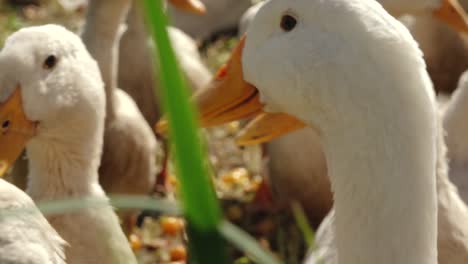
[237,0,468,228]
[118,1,212,125]
[0,179,66,264]
[177,0,437,264]
[179,0,439,262]
[0,24,137,264]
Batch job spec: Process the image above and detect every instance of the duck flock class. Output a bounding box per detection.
[2,0,468,263]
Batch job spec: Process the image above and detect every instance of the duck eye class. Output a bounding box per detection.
[43,55,57,70]
[280,14,297,32]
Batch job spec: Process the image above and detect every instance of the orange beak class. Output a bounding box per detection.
[0,87,36,177]
[169,0,206,15]
[433,0,468,33]
[156,37,305,145]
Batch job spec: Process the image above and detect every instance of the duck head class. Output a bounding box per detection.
[157,0,434,145]
[0,25,105,176]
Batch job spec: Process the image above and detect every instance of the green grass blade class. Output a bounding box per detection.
[0,196,180,219]
[141,1,229,263]
[219,220,282,264]
[291,201,315,248]
[37,195,181,216]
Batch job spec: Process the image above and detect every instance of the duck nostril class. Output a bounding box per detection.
[2,120,10,129]
[0,160,7,176]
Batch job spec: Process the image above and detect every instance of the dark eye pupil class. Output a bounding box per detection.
[43,55,57,69]
[281,15,297,32]
[2,120,10,129]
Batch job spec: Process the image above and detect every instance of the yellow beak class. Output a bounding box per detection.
[156,37,305,145]
[433,0,468,33]
[0,87,36,177]
[169,0,206,15]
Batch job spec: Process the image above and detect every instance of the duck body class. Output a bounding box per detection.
[0,24,137,264]
[0,179,66,264]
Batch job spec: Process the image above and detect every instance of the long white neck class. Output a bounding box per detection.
[320,80,437,263]
[25,116,104,201]
[81,0,131,121]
